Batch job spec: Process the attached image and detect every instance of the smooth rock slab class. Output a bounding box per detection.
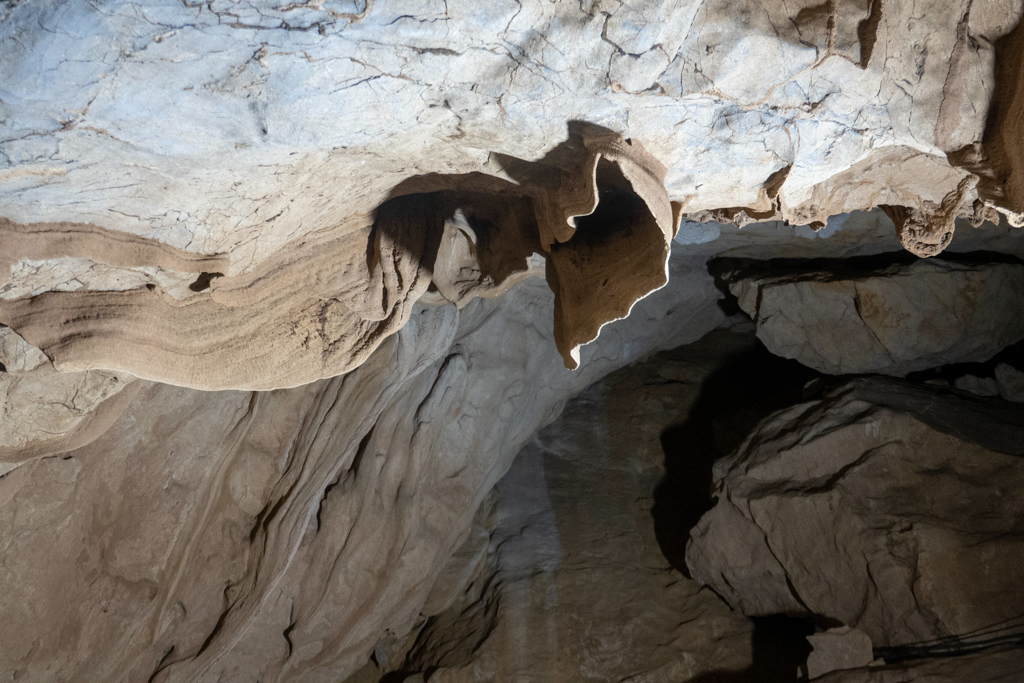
[727,259,1024,376]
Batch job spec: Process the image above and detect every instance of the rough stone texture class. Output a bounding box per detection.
[806,628,875,680]
[398,332,763,682]
[995,363,1024,402]
[2,0,1023,389]
[0,324,138,466]
[686,377,1024,648]
[726,258,1024,376]
[0,254,725,683]
[814,646,1024,683]
[954,374,1001,397]
[4,3,1024,681]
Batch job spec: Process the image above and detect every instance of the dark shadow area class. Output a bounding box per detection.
[711,249,1024,286]
[188,271,223,292]
[907,338,1024,384]
[651,336,824,683]
[689,615,815,683]
[652,339,820,576]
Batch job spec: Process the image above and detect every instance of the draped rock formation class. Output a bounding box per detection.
[3,2,1024,682]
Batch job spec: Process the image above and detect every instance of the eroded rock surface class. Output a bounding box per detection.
[726,258,1024,376]
[0,254,725,683]
[0,325,138,466]
[815,646,1024,683]
[686,377,1024,648]
[2,0,1023,387]
[394,333,769,682]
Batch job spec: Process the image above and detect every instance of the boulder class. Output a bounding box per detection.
[996,363,1024,402]
[726,259,1024,375]
[686,377,1024,648]
[954,374,1001,397]
[805,627,876,679]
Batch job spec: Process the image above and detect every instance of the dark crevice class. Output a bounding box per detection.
[688,615,816,683]
[652,339,820,577]
[857,0,883,68]
[188,271,223,292]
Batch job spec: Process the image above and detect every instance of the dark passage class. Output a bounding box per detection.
[689,615,816,683]
[653,338,820,575]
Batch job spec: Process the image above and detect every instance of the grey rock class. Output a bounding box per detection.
[815,646,1024,683]
[806,627,875,679]
[954,374,1001,397]
[996,363,1024,402]
[727,259,1024,376]
[686,377,1024,648]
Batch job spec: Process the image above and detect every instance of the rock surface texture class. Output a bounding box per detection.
[726,258,1024,376]
[390,332,768,683]
[815,646,1024,683]
[4,2,1024,683]
[0,254,726,683]
[2,0,1024,387]
[686,377,1024,649]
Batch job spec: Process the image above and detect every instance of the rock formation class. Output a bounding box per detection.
[2,0,1023,386]
[686,377,1024,648]
[0,254,727,682]
[724,258,1024,376]
[814,646,1024,683]
[3,1,1024,682]
[391,331,763,683]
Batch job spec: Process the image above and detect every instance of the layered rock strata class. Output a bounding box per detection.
[2,0,1023,388]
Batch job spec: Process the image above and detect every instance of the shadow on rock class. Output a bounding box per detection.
[652,339,819,576]
[688,615,815,683]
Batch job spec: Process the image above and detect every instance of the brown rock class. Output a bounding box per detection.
[0,256,727,682]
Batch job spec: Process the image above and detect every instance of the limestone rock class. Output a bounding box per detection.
[806,627,875,680]
[814,646,1024,683]
[995,363,1024,402]
[399,332,763,683]
[0,325,138,465]
[686,377,1024,648]
[0,253,726,683]
[726,259,1024,376]
[1,0,1022,389]
[0,324,47,373]
[954,374,1001,397]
